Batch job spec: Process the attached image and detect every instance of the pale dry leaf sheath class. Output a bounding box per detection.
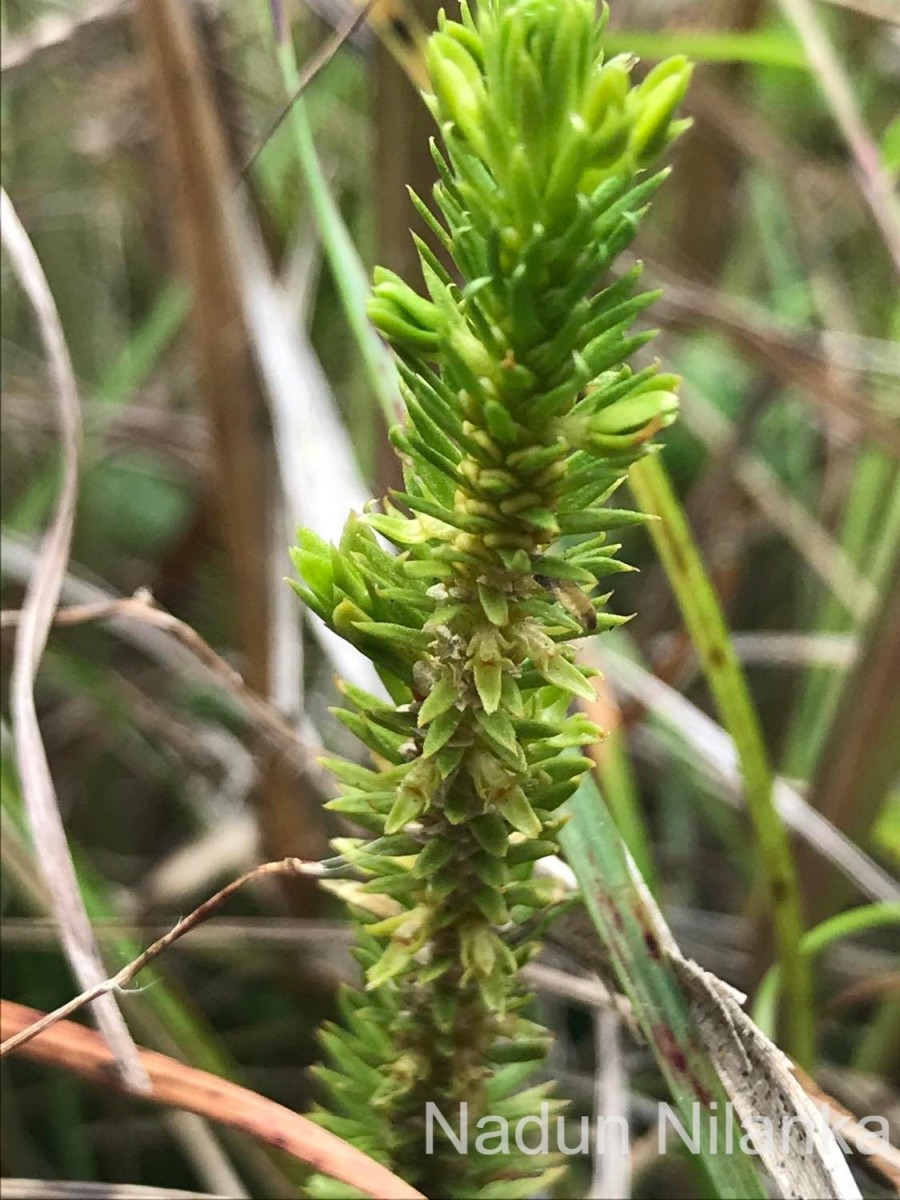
[672,957,863,1200]
[0,187,147,1091]
[625,849,862,1199]
[544,851,864,1196]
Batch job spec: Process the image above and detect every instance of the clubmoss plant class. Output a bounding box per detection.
[291,1,691,1194]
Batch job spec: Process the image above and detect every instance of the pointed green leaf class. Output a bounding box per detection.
[496,787,543,838]
[423,704,464,756]
[418,674,460,725]
[539,653,596,701]
[469,812,510,857]
[478,582,510,627]
[473,658,503,713]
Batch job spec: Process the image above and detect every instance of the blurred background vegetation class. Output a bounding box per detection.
[1,0,898,1196]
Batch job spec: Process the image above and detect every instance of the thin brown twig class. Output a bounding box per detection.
[0,188,147,1092]
[0,858,324,1060]
[0,1000,424,1200]
[0,593,329,791]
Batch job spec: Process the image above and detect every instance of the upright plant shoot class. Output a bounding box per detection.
[291,1,691,1194]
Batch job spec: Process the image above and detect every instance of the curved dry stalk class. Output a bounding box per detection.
[0,1000,423,1200]
[0,187,146,1092]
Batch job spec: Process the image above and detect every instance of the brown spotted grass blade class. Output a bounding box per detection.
[628,453,815,1067]
[0,186,147,1092]
[560,778,768,1200]
[561,776,865,1198]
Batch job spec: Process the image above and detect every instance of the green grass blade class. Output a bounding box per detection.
[593,725,659,894]
[272,38,401,431]
[561,776,768,1200]
[603,28,807,69]
[628,453,814,1066]
[93,282,188,405]
[753,902,900,1035]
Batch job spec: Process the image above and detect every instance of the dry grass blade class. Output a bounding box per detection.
[590,1012,630,1200]
[797,554,900,923]
[819,0,900,20]
[681,384,877,618]
[0,1184,225,1200]
[671,957,863,1198]
[777,0,900,272]
[652,630,858,669]
[522,963,638,1029]
[0,0,129,76]
[709,631,857,668]
[587,642,900,905]
[227,194,382,693]
[794,1067,900,1191]
[0,187,147,1092]
[647,261,900,456]
[0,858,325,1059]
[0,1000,424,1200]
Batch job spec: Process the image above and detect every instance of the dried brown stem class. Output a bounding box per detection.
[135,0,329,890]
[0,1000,423,1200]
